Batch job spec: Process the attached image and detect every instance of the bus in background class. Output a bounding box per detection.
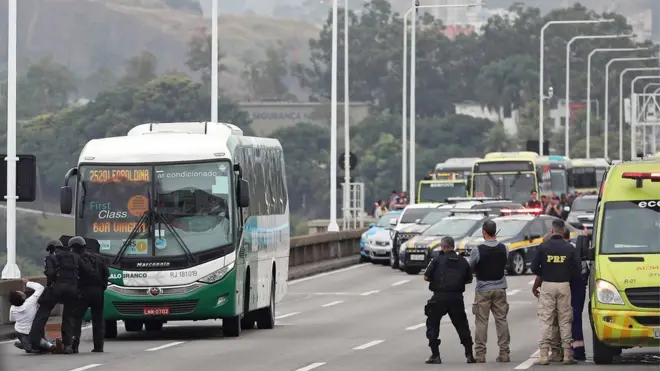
[59,121,289,339]
[434,158,480,181]
[536,155,574,196]
[416,179,468,203]
[572,158,610,193]
[470,152,539,204]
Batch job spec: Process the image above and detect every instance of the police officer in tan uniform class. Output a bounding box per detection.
[530,219,581,365]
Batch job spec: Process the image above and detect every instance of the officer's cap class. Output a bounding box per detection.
[68,236,87,249]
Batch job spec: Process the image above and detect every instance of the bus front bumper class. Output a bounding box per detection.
[591,308,660,348]
[99,269,238,321]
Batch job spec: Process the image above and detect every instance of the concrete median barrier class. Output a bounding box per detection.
[0,228,366,338]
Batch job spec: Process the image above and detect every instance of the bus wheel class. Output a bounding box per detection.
[240,279,255,330]
[592,331,621,364]
[105,320,118,339]
[257,276,276,329]
[124,320,143,332]
[144,322,163,332]
[223,316,241,337]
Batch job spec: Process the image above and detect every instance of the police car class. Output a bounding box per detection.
[360,210,401,263]
[396,209,490,275]
[460,208,580,275]
[388,203,443,269]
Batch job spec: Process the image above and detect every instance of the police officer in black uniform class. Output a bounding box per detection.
[423,236,476,364]
[26,237,83,354]
[71,236,109,353]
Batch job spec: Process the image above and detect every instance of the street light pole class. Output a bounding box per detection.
[564,34,630,157]
[328,0,339,232]
[586,47,648,158]
[619,67,660,160]
[603,56,656,158]
[2,0,19,279]
[343,0,350,228]
[630,75,660,157]
[538,19,614,156]
[409,1,478,204]
[211,0,218,122]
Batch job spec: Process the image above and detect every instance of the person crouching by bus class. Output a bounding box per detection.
[565,228,588,361]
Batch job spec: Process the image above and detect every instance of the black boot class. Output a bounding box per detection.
[426,345,442,364]
[465,346,476,363]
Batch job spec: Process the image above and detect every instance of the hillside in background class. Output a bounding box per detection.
[0,0,318,92]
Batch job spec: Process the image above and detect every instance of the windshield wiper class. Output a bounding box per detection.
[114,209,150,265]
[484,172,501,194]
[154,209,196,263]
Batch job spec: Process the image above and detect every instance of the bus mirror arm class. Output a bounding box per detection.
[60,167,78,215]
[237,179,250,208]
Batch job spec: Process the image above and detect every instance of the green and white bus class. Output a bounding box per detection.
[59,121,290,338]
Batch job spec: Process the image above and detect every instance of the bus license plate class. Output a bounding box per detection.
[410,254,425,261]
[654,328,660,339]
[144,307,170,316]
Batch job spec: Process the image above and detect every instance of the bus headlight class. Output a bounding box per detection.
[595,279,624,305]
[198,262,235,284]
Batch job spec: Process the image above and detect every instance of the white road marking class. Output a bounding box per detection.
[353,339,385,350]
[405,323,426,331]
[514,358,536,369]
[322,300,344,307]
[391,279,410,286]
[360,290,380,296]
[530,350,540,358]
[0,339,15,345]
[295,362,326,371]
[275,312,301,319]
[508,289,521,296]
[145,341,185,352]
[70,365,103,371]
[288,264,367,285]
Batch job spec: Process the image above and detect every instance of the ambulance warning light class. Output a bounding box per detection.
[621,172,660,188]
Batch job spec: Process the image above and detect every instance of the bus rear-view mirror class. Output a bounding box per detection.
[237,179,250,208]
[60,186,73,214]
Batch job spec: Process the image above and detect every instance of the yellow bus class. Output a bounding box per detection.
[572,158,610,194]
[416,179,468,203]
[470,152,572,204]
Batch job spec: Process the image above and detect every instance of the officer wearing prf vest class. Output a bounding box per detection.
[530,219,581,365]
[423,236,476,364]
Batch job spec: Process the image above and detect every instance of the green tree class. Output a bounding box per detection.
[186,33,226,84]
[242,42,296,101]
[16,57,77,119]
[118,51,159,87]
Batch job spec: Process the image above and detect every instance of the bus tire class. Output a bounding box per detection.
[257,274,276,329]
[223,316,241,337]
[240,274,255,330]
[124,320,143,332]
[105,320,118,339]
[144,321,163,332]
[592,329,621,364]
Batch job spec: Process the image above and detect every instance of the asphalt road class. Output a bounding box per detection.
[2,263,657,371]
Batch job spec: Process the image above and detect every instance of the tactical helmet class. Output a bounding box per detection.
[46,239,63,253]
[68,236,87,250]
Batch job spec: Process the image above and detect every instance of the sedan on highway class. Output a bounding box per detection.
[566,194,597,235]
[397,212,489,275]
[360,210,401,263]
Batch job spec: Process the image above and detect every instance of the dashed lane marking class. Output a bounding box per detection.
[514,358,536,369]
[145,341,185,352]
[405,323,426,331]
[70,365,103,371]
[322,300,344,307]
[508,289,521,296]
[353,340,385,350]
[288,264,367,285]
[294,362,326,371]
[275,312,301,319]
[360,290,380,296]
[391,279,410,286]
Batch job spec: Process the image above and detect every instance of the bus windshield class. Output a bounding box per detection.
[418,182,466,203]
[472,173,535,204]
[550,169,568,195]
[573,167,597,189]
[76,161,234,258]
[601,201,660,254]
[435,170,468,180]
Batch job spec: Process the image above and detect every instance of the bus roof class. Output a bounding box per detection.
[435,158,479,169]
[601,158,660,201]
[572,158,610,167]
[79,122,280,164]
[484,151,538,160]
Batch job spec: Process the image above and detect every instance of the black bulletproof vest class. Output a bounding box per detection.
[429,253,466,293]
[475,244,507,281]
[55,250,79,285]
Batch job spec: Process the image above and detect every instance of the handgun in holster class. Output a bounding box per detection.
[424,299,437,316]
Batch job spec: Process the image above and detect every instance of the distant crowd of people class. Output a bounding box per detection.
[371,191,409,217]
[525,190,596,221]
